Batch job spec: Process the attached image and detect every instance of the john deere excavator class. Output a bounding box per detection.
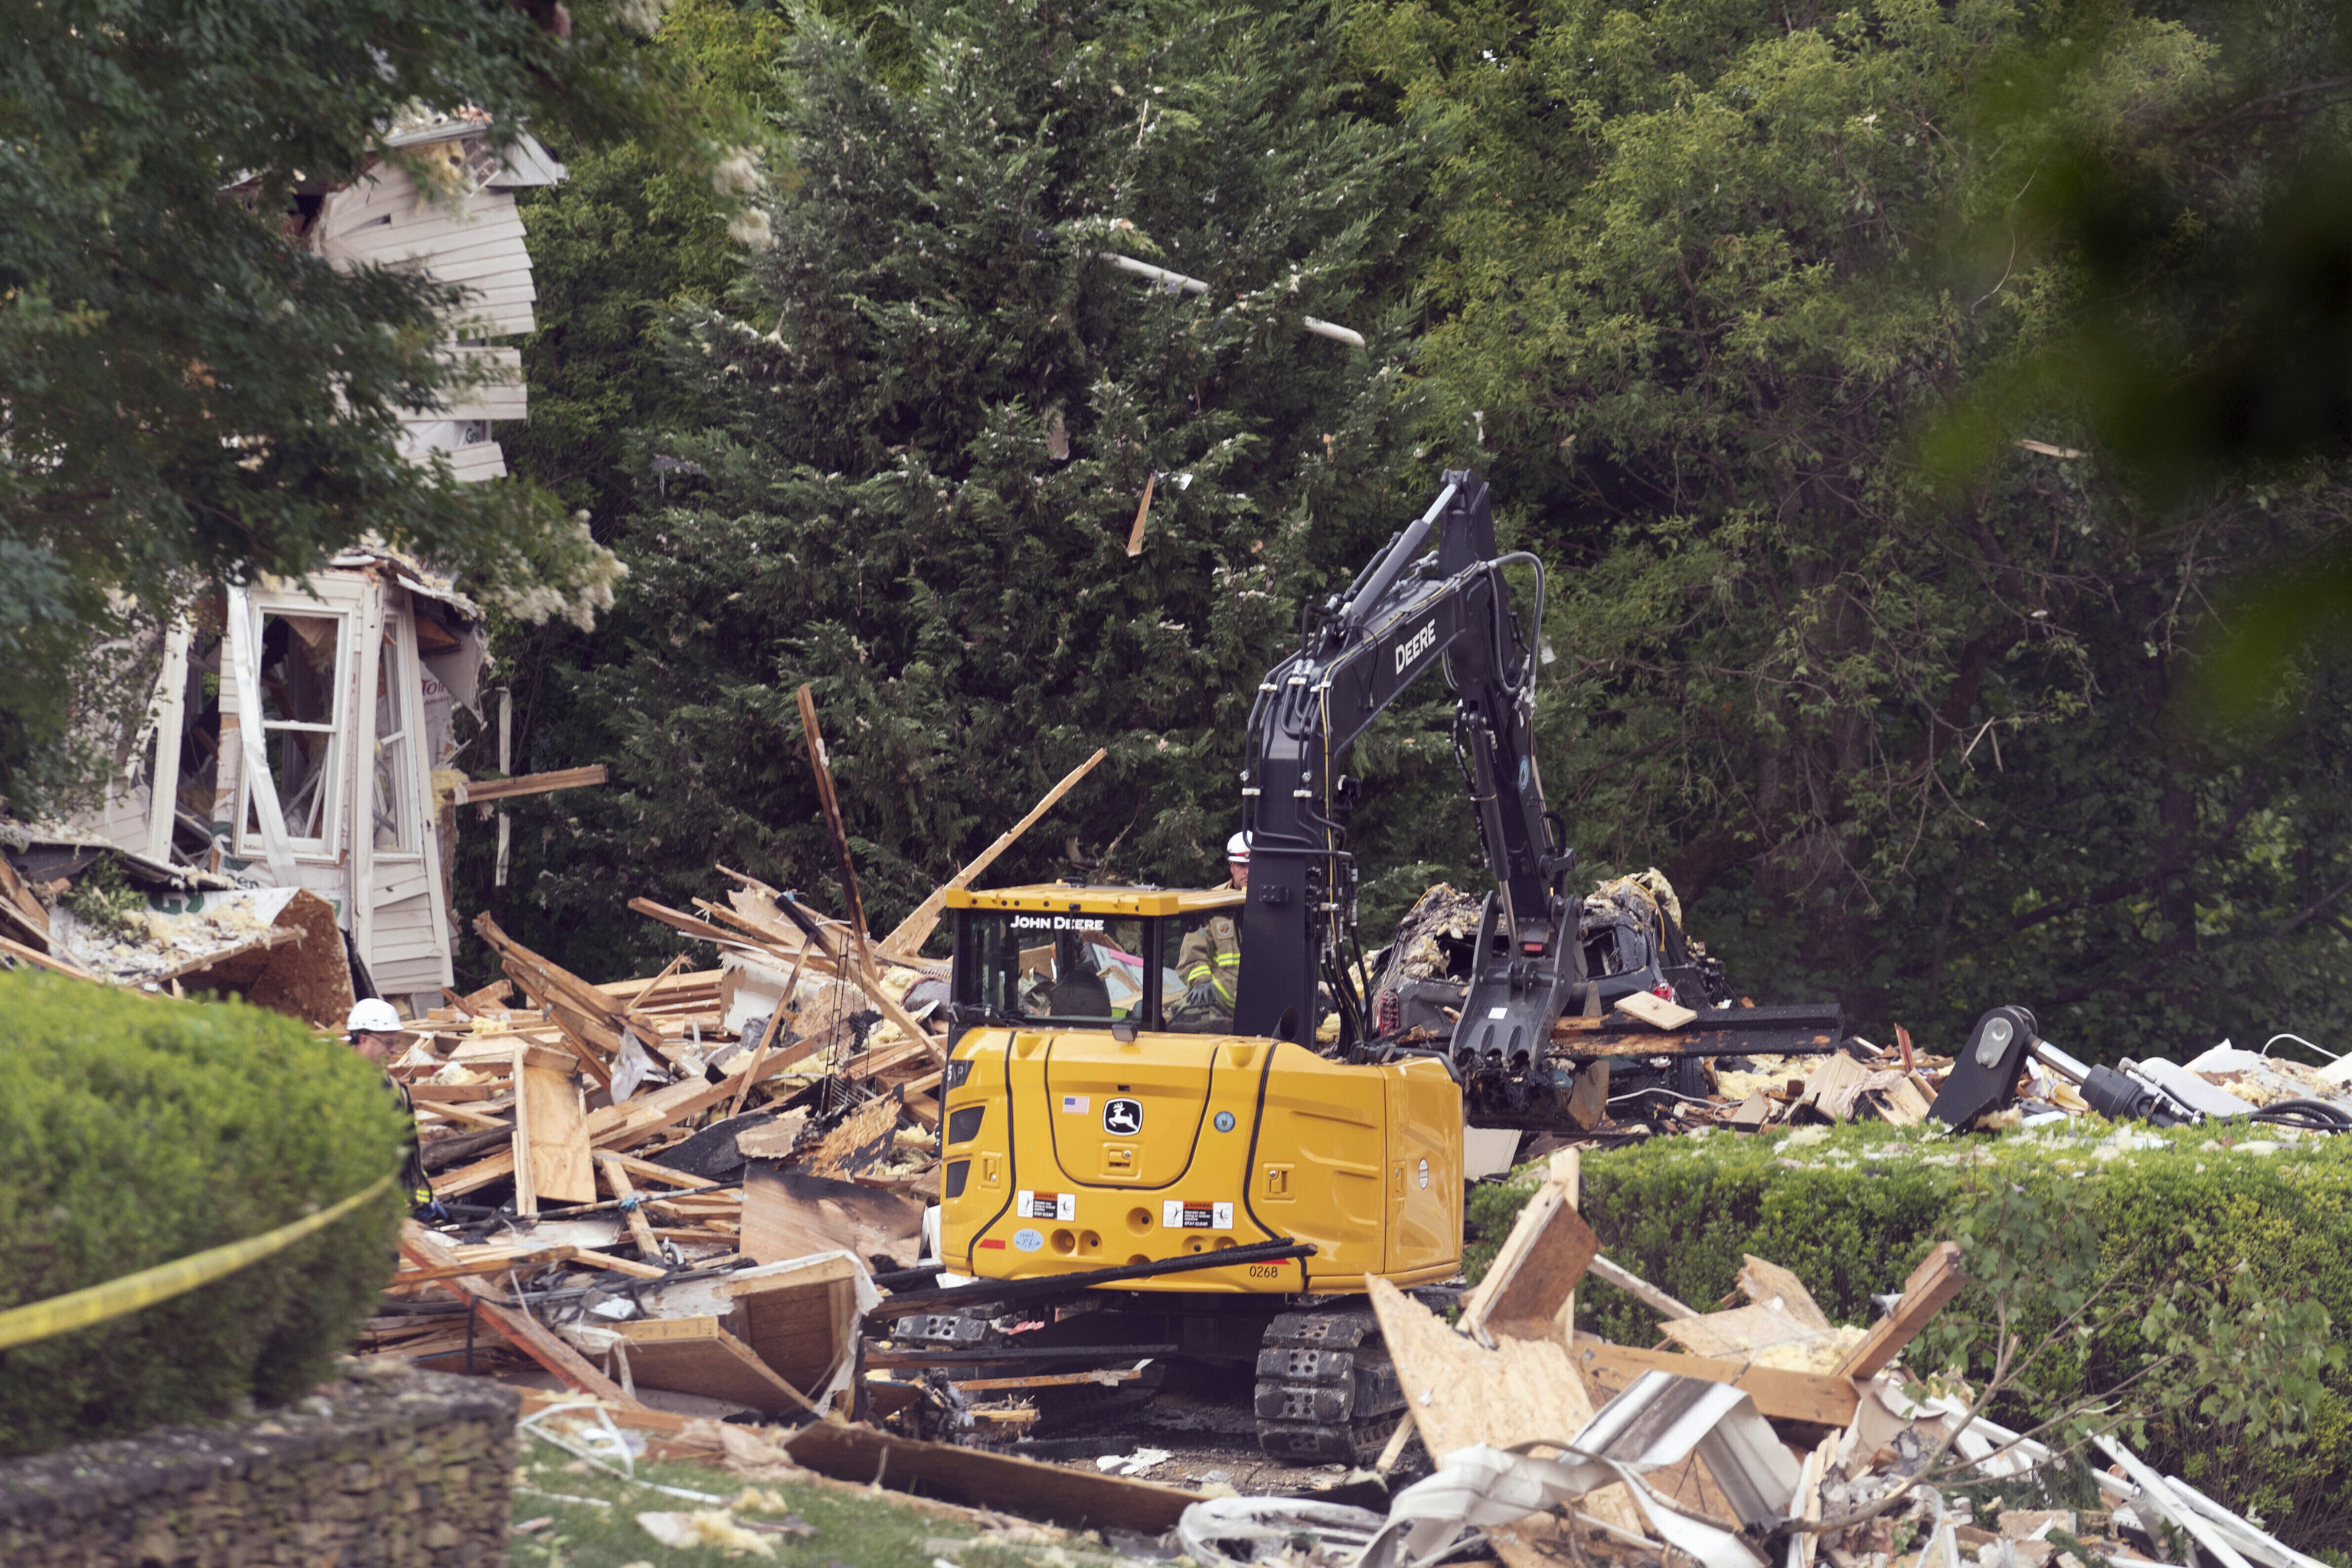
[917,471,1820,1459]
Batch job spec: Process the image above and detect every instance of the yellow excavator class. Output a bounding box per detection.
[913,471,1606,1459]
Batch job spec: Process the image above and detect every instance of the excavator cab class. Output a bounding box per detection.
[949,886,1234,1030]
[937,883,1462,1293]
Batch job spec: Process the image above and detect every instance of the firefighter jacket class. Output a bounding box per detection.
[1177,913,1243,1008]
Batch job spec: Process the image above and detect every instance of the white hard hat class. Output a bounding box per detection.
[1226,831,1251,861]
[347,998,402,1035]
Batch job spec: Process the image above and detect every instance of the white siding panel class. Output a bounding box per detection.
[364,858,433,906]
[345,226,530,273]
[90,783,154,854]
[371,951,453,993]
[443,441,508,482]
[438,390,528,424]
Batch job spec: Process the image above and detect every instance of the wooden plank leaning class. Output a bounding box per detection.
[877,746,1109,958]
[397,1220,638,1405]
[1833,1240,1968,1380]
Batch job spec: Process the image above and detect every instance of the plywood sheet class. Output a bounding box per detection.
[741,1165,923,1266]
[520,1049,596,1204]
[614,1316,815,1416]
[728,1256,862,1395]
[1459,1181,1597,1345]
[1368,1279,1645,1535]
[1658,1302,1827,1360]
[1736,1255,1832,1331]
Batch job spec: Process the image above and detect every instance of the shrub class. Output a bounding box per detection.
[1468,1122,2352,1555]
[0,969,409,1458]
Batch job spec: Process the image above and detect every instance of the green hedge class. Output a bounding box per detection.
[0,970,409,1458]
[1468,1122,2352,1556]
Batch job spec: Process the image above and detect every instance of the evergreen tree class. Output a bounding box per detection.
[491,0,1455,974]
[1348,0,2352,1049]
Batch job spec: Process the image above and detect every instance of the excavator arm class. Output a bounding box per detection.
[1232,471,1581,1060]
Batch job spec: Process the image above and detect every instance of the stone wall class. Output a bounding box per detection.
[0,1363,518,1566]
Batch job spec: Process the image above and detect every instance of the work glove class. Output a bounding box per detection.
[1184,981,1220,1012]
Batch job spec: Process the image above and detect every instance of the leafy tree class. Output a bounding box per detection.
[0,0,723,813]
[484,0,1453,977]
[501,0,795,524]
[1348,0,2352,1051]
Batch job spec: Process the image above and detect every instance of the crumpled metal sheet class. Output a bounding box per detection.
[1177,1496,1389,1566]
[1356,1372,1803,1568]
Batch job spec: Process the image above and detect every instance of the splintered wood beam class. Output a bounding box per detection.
[398,1223,637,1405]
[597,1154,666,1263]
[0,932,97,980]
[1587,1254,1700,1321]
[600,1152,720,1191]
[878,746,1109,958]
[796,683,879,988]
[1834,1240,1968,1380]
[447,764,609,805]
[1570,1339,1860,1426]
[629,897,763,949]
[632,894,944,1067]
[390,1244,582,1284]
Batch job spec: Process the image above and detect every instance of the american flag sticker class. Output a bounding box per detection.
[1061,1095,1089,1114]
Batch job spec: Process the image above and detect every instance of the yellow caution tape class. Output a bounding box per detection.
[0,1173,397,1354]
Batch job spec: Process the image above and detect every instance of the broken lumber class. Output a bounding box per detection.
[629,893,945,1066]
[796,684,880,988]
[390,1244,583,1284]
[1588,1254,1700,1321]
[446,764,609,805]
[1834,1241,1968,1380]
[397,1223,638,1406]
[1569,1338,1860,1426]
[783,1423,1201,1534]
[0,855,50,943]
[0,931,98,979]
[877,746,1108,957]
[613,1315,825,1419]
[1459,1168,1597,1347]
[596,1154,665,1262]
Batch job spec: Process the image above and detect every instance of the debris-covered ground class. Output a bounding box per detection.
[336,854,2341,1568]
[11,786,2342,1566]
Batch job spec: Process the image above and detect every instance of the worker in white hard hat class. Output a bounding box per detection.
[347,997,435,1209]
[1174,831,1249,1021]
[345,996,405,1065]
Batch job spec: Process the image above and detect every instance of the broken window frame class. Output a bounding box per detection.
[368,607,426,858]
[234,594,352,863]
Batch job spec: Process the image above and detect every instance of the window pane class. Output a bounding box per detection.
[1165,910,1240,1033]
[370,628,412,851]
[257,614,339,725]
[962,913,1150,1023]
[248,726,333,839]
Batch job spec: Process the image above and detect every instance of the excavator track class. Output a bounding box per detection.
[1253,1308,1406,1463]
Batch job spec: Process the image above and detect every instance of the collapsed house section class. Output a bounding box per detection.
[7,116,604,1018]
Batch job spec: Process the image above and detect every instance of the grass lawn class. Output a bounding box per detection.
[502,1446,1158,1568]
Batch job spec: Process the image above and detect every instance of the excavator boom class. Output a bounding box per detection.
[1233,470,1579,1067]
